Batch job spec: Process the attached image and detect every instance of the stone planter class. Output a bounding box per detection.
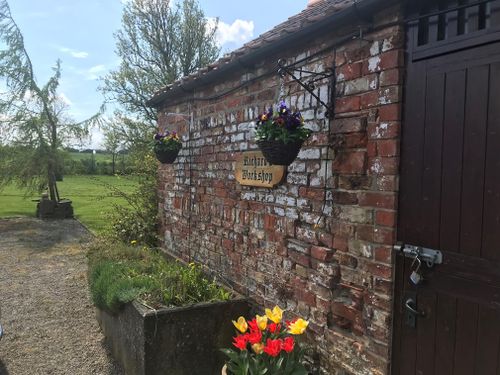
[96,298,250,375]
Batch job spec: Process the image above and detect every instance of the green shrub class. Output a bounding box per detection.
[87,239,231,313]
[103,151,159,246]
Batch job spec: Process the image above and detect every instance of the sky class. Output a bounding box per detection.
[7,0,306,148]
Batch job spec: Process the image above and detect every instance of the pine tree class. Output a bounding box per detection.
[0,0,102,204]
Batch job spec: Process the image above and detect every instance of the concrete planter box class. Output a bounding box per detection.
[96,298,250,375]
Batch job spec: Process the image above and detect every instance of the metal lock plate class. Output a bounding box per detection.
[394,243,443,267]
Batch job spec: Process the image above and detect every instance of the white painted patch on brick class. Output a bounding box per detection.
[368,56,381,72]
[274,207,285,216]
[242,192,256,200]
[302,109,315,121]
[298,148,320,160]
[370,41,380,56]
[372,122,389,139]
[382,37,394,52]
[371,159,383,174]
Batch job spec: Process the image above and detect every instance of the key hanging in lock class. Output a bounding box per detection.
[409,256,423,285]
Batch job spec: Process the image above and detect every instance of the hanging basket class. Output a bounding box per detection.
[257,139,304,166]
[154,148,180,164]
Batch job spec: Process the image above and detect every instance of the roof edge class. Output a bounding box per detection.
[147,0,393,108]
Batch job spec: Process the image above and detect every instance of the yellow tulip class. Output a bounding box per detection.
[252,343,264,354]
[256,314,268,331]
[265,305,284,324]
[232,317,248,333]
[288,318,309,335]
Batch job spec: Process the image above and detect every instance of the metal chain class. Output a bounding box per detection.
[275,72,286,103]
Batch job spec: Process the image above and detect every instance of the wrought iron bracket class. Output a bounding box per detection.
[277,59,335,119]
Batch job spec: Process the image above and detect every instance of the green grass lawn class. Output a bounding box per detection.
[0,175,139,233]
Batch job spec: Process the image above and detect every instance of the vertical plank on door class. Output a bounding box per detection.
[433,294,457,375]
[440,69,466,253]
[474,306,500,374]
[453,300,478,375]
[398,57,426,245]
[482,62,500,261]
[415,290,437,375]
[421,73,445,249]
[460,65,489,257]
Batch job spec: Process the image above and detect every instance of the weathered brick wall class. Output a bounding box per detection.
[156,7,404,375]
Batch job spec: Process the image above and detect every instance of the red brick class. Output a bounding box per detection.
[373,278,393,295]
[367,121,400,140]
[335,51,347,66]
[173,197,182,209]
[257,88,275,100]
[289,250,311,268]
[378,104,401,121]
[379,86,402,105]
[379,49,404,70]
[295,288,317,306]
[344,43,372,63]
[365,262,392,279]
[339,253,358,268]
[367,141,377,157]
[336,96,361,113]
[375,175,398,192]
[311,246,334,262]
[380,68,402,87]
[374,246,392,263]
[331,117,367,133]
[360,90,380,109]
[377,139,399,157]
[264,214,277,231]
[359,192,396,209]
[374,227,395,245]
[333,236,348,252]
[344,133,368,148]
[337,62,362,81]
[331,302,365,334]
[299,187,324,200]
[318,232,334,248]
[222,238,234,252]
[333,191,358,205]
[375,210,397,227]
[357,225,374,242]
[369,157,399,175]
[215,187,227,198]
[333,151,367,174]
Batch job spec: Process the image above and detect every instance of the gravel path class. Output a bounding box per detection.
[0,218,123,375]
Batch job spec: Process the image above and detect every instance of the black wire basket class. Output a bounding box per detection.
[154,148,181,164]
[256,139,304,166]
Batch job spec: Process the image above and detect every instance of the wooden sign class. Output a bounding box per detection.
[235,151,286,188]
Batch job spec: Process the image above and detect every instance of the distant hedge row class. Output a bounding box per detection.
[63,157,133,176]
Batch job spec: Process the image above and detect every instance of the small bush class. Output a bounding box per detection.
[104,151,158,246]
[87,239,231,313]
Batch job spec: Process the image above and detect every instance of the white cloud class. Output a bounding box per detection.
[209,18,255,47]
[59,46,89,59]
[84,64,107,80]
[59,92,73,106]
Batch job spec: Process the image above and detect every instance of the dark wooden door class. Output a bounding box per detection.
[393,1,500,374]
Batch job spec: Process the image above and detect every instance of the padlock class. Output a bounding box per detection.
[409,256,422,285]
